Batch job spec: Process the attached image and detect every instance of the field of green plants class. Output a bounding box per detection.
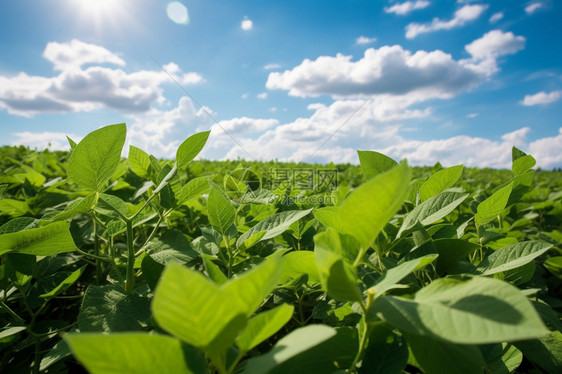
[1,123,561,374]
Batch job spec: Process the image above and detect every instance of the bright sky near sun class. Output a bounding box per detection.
[0,0,561,168]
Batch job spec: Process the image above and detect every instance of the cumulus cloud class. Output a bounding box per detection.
[0,40,202,117]
[520,90,562,106]
[10,131,81,151]
[384,1,431,15]
[405,4,488,38]
[241,17,253,30]
[489,12,504,23]
[355,36,377,45]
[267,30,524,100]
[529,128,562,168]
[525,2,542,14]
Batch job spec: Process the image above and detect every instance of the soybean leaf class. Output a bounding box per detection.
[40,339,71,371]
[236,304,294,352]
[177,176,211,204]
[338,162,411,250]
[0,217,37,234]
[476,241,553,276]
[65,333,205,374]
[482,343,523,374]
[0,221,76,256]
[359,325,408,374]
[46,193,96,221]
[406,333,484,374]
[0,326,26,340]
[398,192,469,238]
[370,277,549,344]
[281,251,321,285]
[369,254,437,297]
[129,145,152,177]
[78,284,151,332]
[512,146,527,162]
[434,238,479,274]
[237,209,313,250]
[475,182,513,226]
[314,229,362,302]
[202,255,228,285]
[512,154,536,177]
[419,165,463,202]
[357,150,398,180]
[207,187,236,237]
[176,131,211,169]
[67,123,126,192]
[514,331,562,373]
[96,193,128,220]
[40,265,86,298]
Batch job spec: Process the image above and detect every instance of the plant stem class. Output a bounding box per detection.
[93,213,101,284]
[225,237,234,278]
[349,317,372,372]
[125,219,135,293]
[33,337,40,374]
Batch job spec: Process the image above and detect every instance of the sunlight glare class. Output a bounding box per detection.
[167,2,189,25]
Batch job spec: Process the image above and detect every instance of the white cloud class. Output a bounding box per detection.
[525,2,542,14]
[520,90,562,106]
[529,128,562,168]
[267,30,525,100]
[241,93,249,99]
[264,64,281,70]
[405,4,488,38]
[0,40,202,117]
[355,36,377,45]
[489,12,504,23]
[257,92,268,99]
[43,39,125,70]
[384,1,431,15]
[211,117,278,136]
[10,131,81,151]
[466,113,478,118]
[241,17,253,30]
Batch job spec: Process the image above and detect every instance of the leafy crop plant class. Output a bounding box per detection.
[0,123,560,373]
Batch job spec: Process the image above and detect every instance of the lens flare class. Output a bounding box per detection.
[167,2,189,25]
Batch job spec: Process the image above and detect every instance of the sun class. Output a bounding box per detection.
[68,0,132,32]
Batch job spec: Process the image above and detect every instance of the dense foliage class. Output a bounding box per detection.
[0,123,561,374]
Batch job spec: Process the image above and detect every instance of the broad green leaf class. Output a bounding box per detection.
[0,198,30,216]
[40,265,86,298]
[46,193,96,221]
[0,221,76,256]
[67,123,126,191]
[207,187,236,236]
[313,206,343,231]
[369,254,437,297]
[66,136,77,149]
[314,229,362,302]
[0,217,37,234]
[512,154,536,176]
[177,176,211,204]
[476,240,553,276]
[153,257,283,356]
[176,131,211,169]
[419,165,463,202]
[65,333,205,374]
[153,162,178,194]
[202,255,228,285]
[357,150,398,180]
[475,182,513,226]
[514,331,562,373]
[544,256,562,278]
[40,339,71,371]
[397,192,469,238]
[236,304,294,352]
[4,253,35,287]
[338,162,411,249]
[237,209,313,250]
[78,284,151,332]
[281,251,321,285]
[406,334,484,374]
[482,343,523,374]
[0,326,26,340]
[434,238,479,274]
[128,145,151,177]
[242,325,356,374]
[512,146,526,162]
[96,193,128,220]
[359,325,408,374]
[370,277,549,344]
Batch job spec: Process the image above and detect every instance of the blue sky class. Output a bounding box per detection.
[1,0,561,168]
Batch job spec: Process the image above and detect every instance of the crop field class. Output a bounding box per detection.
[1,123,561,374]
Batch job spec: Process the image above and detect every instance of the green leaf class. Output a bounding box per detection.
[237,209,313,250]
[78,284,151,332]
[177,176,211,204]
[359,325,408,374]
[369,254,437,297]
[512,146,527,162]
[65,333,205,374]
[475,182,513,226]
[512,154,536,176]
[0,217,37,234]
[46,193,96,221]
[482,343,523,374]
[398,192,468,238]
[434,238,479,274]
[40,339,71,371]
[96,193,128,220]
[406,334,484,374]
[419,165,463,202]
[40,265,86,298]
[129,145,152,177]
[0,221,76,256]
[357,150,398,180]
[207,187,236,236]
[337,161,411,249]
[476,240,553,276]
[281,251,321,285]
[514,331,562,373]
[176,131,211,169]
[202,256,228,285]
[66,136,77,149]
[0,326,26,340]
[67,123,126,191]
[236,304,294,352]
[314,229,362,302]
[152,257,283,357]
[370,277,549,344]
[242,325,344,374]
